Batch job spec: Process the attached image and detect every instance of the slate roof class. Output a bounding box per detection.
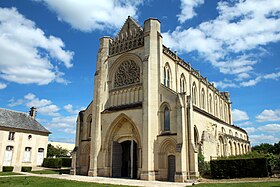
[0,108,50,134]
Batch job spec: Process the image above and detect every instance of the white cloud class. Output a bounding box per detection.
[263,71,280,80]
[46,115,77,134]
[177,0,204,23]
[258,124,280,133]
[8,93,60,116]
[232,109,249,122]
[35,0,143,32]
[250,134,279,145]
[64,104,82,114]
[214,71,280,89]
[244,127,256,134]
[0,7,73,85]
[37,104,60,116]
[235,121,252,127]
[0,83,7,89]
[163,0,280,85]
[256,109,280,122]
[212,81,238,89]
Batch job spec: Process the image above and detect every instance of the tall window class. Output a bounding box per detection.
[87,115,92,138]
[164,64,171,88]
[209,94,212,113]
[192,82,197,105]
[180,74,186,93]
[224,103,228,122]
[23,147,31,162]
[194,126,199,148]
[214,96,218,116]
[220,100,223,119]
[164,107,170,131]
[201,88,205,109]
[8,132,15,140]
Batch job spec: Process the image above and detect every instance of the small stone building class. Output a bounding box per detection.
[71,17,250,182]
[0,107,50,171]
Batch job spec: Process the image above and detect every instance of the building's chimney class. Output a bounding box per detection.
[29,107,37,119]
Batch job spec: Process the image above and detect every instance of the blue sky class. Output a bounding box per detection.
[0,0,279,145]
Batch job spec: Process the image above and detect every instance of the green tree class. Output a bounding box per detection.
[47,144,69,158]
[251,143,274,154]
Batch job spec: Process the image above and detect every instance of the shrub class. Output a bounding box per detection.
[2,166,14,172]
[21,166,32,172]
[210,157,268,179]
[61,157,72,167]
[198,152,211,177]
[42,158,62,168]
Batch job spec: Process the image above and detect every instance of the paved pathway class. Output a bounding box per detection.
[2,172,196,187]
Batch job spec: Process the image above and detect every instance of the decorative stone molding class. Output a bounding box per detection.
[109,17,144,56]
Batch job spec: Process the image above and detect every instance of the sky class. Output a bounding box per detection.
[0,0,279,146]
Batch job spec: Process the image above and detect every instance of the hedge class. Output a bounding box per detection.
[2,166,14,172]
[21,166,32,172]
[61,157,72,167]
[210,157,268,178]
[42,158,62,168]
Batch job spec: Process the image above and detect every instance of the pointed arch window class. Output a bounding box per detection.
[180,74,186,93]
[192,82,197,105]
[214,96,218,116]
[164,64,171,88]
[220,100,223,119]
[209,94,212,113]
[201,88,205,109]
[194,126,199,149]
[224,103,228,122]
[164,106,170,131]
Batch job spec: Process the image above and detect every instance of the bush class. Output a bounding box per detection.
[210,157,268,179]
[198,152,211,177]
[61,157,72,167]
[2,166,14,172]
[42,158,62,168]
[21,166,32,172]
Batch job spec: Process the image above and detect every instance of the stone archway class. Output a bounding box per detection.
[158,138,176,181]
[103,114,141,179]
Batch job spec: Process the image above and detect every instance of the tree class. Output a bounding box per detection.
[47,144,69,158]
[251,143,274,154]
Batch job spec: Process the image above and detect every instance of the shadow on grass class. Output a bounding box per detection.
[30,169,70,175]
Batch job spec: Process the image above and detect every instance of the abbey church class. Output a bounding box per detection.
[71,17,250,182]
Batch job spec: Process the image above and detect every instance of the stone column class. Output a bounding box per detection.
[175,94,187,182]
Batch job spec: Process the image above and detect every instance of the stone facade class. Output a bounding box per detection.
[0,108,50,172]
[71,17,250,182]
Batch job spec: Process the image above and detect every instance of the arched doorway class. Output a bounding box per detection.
[104,114,141,179]
[112,140,138,178]
[158,138,176,181]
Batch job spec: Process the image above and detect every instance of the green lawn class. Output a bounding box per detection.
[0,176,132,187]
[0,172,23,176]
[30,169,70,174]
[196,181,280,187]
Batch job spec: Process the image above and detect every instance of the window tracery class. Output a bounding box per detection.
[114,60,140,87]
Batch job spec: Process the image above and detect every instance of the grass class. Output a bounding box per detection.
[30,168,70,174]
[195,181,280,187]
[0,176,132,187]
[0,172,23,176]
